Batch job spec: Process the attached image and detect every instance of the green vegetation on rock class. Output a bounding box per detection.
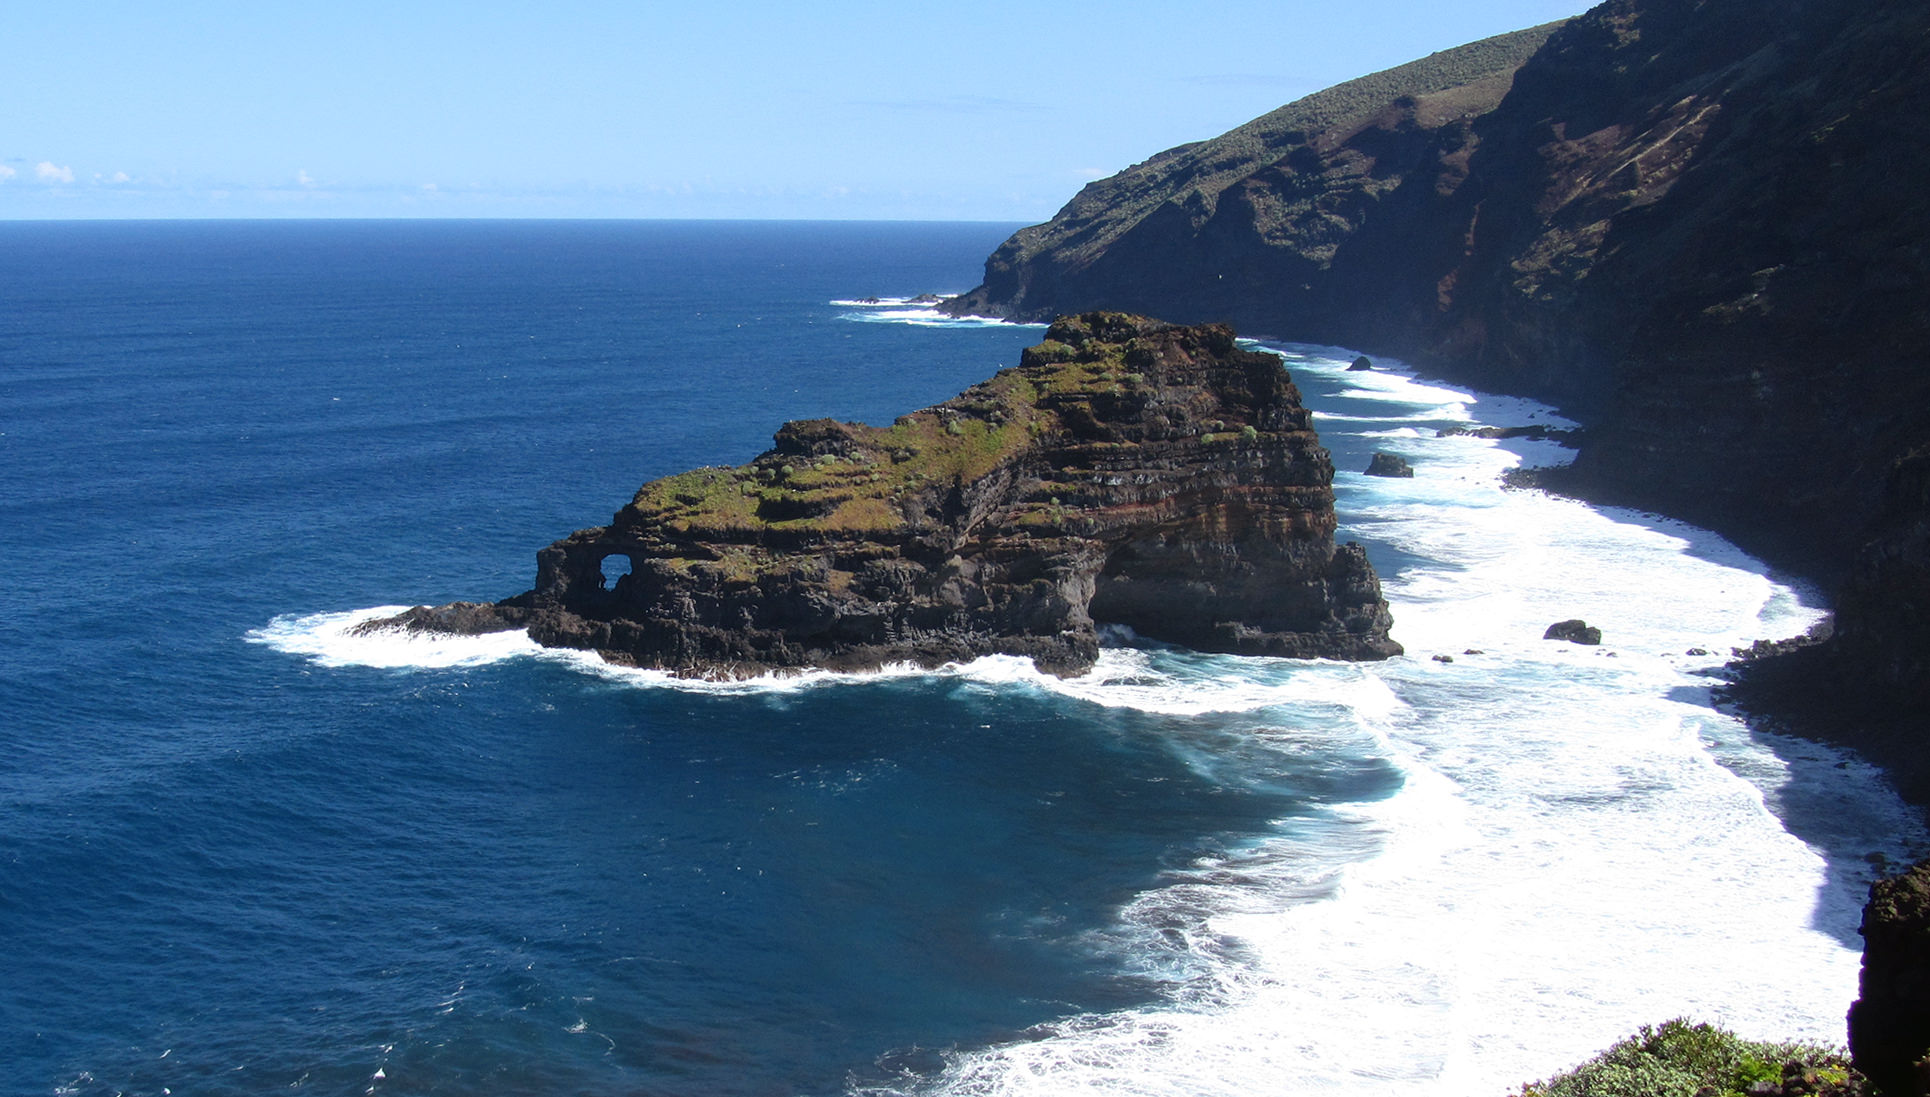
[1512,1020,1865,1097]
[622,312,1239,543]
[993,20,1567,274]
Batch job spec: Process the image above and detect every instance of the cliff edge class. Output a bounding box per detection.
[368,314,1398,678]
[947,0,1930,799]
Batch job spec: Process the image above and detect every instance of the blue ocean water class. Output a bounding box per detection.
[0,221,1921,1097]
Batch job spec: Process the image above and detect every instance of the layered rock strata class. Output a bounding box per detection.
[371,314,1399,678]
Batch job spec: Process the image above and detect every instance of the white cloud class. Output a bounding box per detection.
[111,171,130,184]
[36,161,74,184]
[420,182,438,192]
[0,165,14,182]
[297,169,314,186]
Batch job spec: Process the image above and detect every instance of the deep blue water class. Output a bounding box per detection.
[0,222,1401,1096]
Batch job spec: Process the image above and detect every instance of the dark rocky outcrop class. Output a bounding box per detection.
[366,314,1399,678]
[1543,619,1602,645]
[1365,453,1414,478]
[942,22,1568,335]
[1849,859,1930,1097]
[945,0,1930,805]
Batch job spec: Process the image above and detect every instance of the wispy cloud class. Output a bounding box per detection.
[297,169,315,187]
[0,165,15,182]
[36,161,75,184]
[848,94,1045,114]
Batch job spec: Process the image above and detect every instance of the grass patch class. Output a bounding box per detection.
[614,314,1223,547]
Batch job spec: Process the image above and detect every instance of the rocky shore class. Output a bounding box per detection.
[363,314,1399,677]
[939,0,1930,1080]
[943,0,1930,814]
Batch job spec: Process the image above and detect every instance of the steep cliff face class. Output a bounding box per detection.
[944,22,1566,337]
[1850,858,1930,1097]
[372,315,1398,678]
[948,0,1930,779]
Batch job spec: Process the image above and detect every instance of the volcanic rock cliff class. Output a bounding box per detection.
[947,0,1930,798]
[372,314,1398,678]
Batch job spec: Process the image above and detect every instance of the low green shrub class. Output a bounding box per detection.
[1511,1020,1863,1097]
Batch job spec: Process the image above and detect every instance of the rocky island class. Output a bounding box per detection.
[367,313,1399,678]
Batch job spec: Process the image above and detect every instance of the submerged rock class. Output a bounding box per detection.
[1365,452,1414,478]
[369,313,1400,678]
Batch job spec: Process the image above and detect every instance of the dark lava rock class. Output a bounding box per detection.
[1432,653,1454,663]
[368,314,1400,679]
[353,600,529,637]
[1544,619,1601,645]
[941,0,1930,795]
[1365,453,1414,478]
[1849,859,1930,1097]
[1349,356,1374,371]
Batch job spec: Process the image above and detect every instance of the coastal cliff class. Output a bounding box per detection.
[371,314,1398,677]
[946,0,1930,798]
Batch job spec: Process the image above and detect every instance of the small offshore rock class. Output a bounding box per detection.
[1365,452,1414,478]
[349,601,528,637]
[1463,648,1484,655]
[1544,619,1602,645]
[1432,653,1455,663]
[1348,355,1374,371]
[1686,647,1710,656]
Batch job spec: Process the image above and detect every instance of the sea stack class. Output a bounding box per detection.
[371,313,1400,677]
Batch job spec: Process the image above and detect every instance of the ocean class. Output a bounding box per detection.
[0,220,1920,1097]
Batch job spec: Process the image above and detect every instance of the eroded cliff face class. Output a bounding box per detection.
[943,21,1566,338]
[1850,858,1930,1097]
[947,0,1930,785]
[373,314,1398,678]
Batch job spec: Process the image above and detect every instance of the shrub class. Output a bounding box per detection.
[1511,1020,1862,1097]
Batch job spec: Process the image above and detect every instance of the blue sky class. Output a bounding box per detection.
[3,0,1595,221]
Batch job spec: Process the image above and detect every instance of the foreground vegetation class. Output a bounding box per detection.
[1513,1020,1869,1097]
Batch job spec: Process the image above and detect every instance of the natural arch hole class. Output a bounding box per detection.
[599,553,634,590]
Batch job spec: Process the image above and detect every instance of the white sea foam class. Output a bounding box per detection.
[246,607,546,668]
[852,350,1924,1097]
[832,296,1043,329]
[257,337,1925,1097]
[250,606,1391,720]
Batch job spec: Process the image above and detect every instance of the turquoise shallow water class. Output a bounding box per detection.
[1,220,1917,1097]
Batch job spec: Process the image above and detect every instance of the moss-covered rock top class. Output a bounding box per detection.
[619,312,1267,540]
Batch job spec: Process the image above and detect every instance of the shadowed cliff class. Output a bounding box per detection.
[947,0,1930,800]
